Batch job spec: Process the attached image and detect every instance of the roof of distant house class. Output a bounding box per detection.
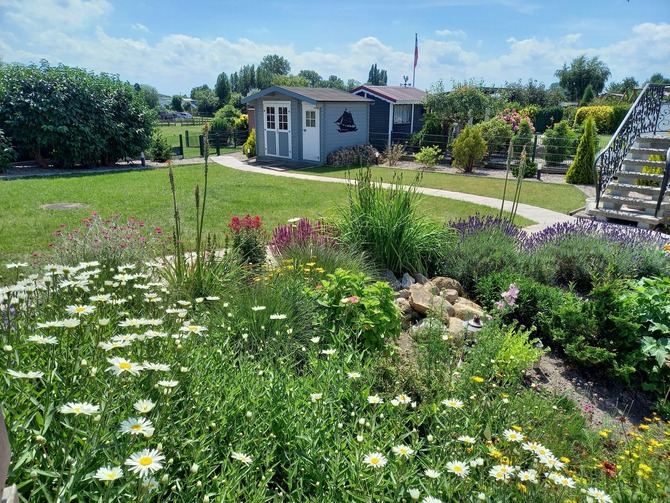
[352,85,426,104]
[242,86,372,105]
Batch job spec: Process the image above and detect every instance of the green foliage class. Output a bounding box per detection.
[214,71,231,105]
[543,120,575,164]
[637,154,665,187]
[0,127,16,173]
[243,128,257,158]
[452,125,487,173]
[366,63,387,86]
[533,105,564,133]
[511,120,533,156]
[227,215,267,266]
[555,55,611,100]
[0,61,154,168]
[138,84,160,109]
[337,168,455,276]
[611,104,631,132]
[256,54,291,89]
[149,130,173,162]
[171,95,184,111]
[511,157,538,178]
[573,105,613,133]
[210,104,242,133]
[500,78,562,108]
[565,116,596,184]
[192,87,219,116]
[579,84,595,106]
[424,80,491,127]
[382,142,405,166]
[474,118,513,154]
[308,268,400,351]
[414,145,442,168]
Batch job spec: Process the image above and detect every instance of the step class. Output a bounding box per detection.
[616,171,665,183]
[622,158,666,168]
[605,182,661,196]
[599,194,668,210]
[628,146,668,158]
[636,135,670,149]
[589,207,664,228]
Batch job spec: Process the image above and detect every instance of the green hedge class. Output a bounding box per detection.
[573,106,613,134]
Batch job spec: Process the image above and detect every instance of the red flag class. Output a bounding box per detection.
[413,34,418,69]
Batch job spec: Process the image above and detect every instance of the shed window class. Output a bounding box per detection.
[266,106,276,130]
[393,105,411,124]
[278,106,289,130]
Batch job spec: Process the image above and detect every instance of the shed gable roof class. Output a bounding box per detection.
[242,86,372,105]
[352,85,426,104]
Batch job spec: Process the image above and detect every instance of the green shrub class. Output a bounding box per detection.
[149,130,173,162]
[533,106,563,133]
[382,142,405,166]
[637,154,665,187]
[308,268,400,351]
[337,168,455,276]
[414,144,442,168]
[511,157,538,178]
[543,120,574,164]
[475,271,567,342]
[227,214,267,266]
[243,128,256,158]
[474,118,512,154]
[611,104,631,132]
[573,105,613,133]
[511,120,533,157]
[451,125,487,172]
[0,128,15,173]
[579,84,595,107]
[565,116,596,184]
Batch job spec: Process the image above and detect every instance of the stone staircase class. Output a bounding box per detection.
[590,134,670,228]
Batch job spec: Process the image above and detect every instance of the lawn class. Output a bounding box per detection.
[291,165,587,215]
[0,163,532,261]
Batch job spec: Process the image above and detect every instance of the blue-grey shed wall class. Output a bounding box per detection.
[324,102,369,155]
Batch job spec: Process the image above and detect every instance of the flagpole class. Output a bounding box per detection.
[412,33,417,87]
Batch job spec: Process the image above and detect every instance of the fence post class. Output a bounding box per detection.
[531,133,539,163]
[185,130,189,147]
[179,135,184,158]
[215,133,220,156]
[1,406,19,503]
[199,135,204,157]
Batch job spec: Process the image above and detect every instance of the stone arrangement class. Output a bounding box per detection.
[326,144,379,167]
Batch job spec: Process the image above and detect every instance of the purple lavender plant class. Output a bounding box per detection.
[269,218,339,255]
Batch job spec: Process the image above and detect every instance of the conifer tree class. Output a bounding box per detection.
[565,116,596,184]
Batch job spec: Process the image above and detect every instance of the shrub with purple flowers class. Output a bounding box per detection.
[269,218,339,256]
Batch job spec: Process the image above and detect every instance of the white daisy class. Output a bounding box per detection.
[93,466,123,482]
[27,335,58,345]
[441,398,464,409]
[517,469,538,483]
[59,402,100,415]
[346,371,361,379]
[157,380,179,388]
[310,393,323,402]
[395,394,412,404]
[424,468,441,479]
[269,313,287,320]
[124,449,165,478]
[251,305,266,311]
[446,460,470,478]
[142,362,171,372]
[363,452,387,468]
[457,435,476,444]
[106,357,143,376]
[6,369,44,379]
[586,487,613,503]
[133,399,156,413]
[119,417,155,437]
[65,304,96,316]
[392,445,414,457]
[231,451,252,465]
[367,395,384,404]
[502,428,524,442]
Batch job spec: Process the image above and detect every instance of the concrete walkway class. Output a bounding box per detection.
[210,155,576,233]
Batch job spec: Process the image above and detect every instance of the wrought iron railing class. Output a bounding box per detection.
[593,83,669,212]
[656,145,670,216]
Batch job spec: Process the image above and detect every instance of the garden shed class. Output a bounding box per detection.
[351,85,426,151]
[241,86,372,164]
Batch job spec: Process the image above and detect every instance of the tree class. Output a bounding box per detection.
[555,55,611,100]
[271,74,310,87]
[0,61,153,168]
[579,84,595,106]
[347,79,361,91]
[565,116,596,184]
[298,69,323,87]
[171,95,184,112]
[190,84,210,100]
[649,73,670,85]
[214,72,231,105]
[193,87,218,116]
[367,64,387,86]
[323,75,346,90]
[238,64,256,95]
[424,80,491,130]
[256,54,291,89]
[606,76,638,95]
[501,78,561,107]
[138,84,160,109]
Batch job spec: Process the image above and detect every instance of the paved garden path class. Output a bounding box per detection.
[211,155,576,233]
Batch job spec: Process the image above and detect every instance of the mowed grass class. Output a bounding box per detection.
[292,165,587,215]
[0,163,532,261]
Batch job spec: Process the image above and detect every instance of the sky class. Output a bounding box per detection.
[0,0,669,97]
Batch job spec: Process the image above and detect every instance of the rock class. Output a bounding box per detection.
[401,273,416,289]
[447,317,465,337]
[409,283,455,320]
[396,297,415,325]
[442,288,459,304]
[453,299,484,321]
[394,289,410,300]
[411,317,449,341]
[380,269,402,291]
[431,277,463,296]
[415,273,430,285]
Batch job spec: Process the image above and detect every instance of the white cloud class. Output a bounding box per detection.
[1,0,112,32]
[435,29,467,38]
[132,23,149,33]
